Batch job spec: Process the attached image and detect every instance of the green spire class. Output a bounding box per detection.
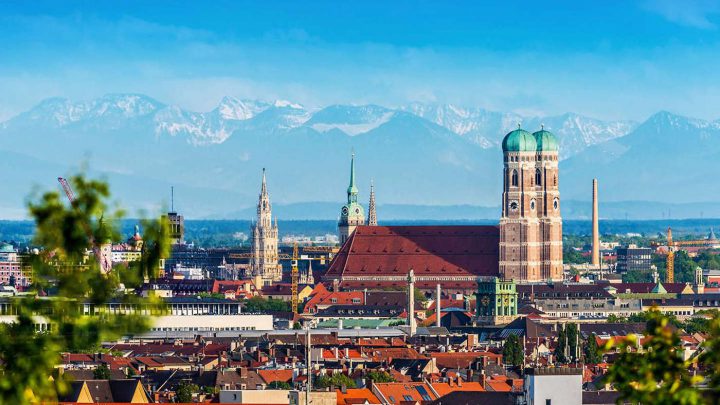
[347,152,358,203]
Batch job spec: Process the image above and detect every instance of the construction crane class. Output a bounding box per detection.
[57,177,111,273]
[291,242,299,314]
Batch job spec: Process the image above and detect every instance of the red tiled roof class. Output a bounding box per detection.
[324,226,500,290]
[258,369,294,384]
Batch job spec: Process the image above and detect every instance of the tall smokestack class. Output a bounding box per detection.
[591,178,600,268]
[407,269,416,336]
[435,284,441,328]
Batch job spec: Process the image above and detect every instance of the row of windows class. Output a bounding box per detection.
[505,155,558,162]
[509,169,557,187]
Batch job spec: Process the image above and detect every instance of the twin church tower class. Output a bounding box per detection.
[250,125,563,285]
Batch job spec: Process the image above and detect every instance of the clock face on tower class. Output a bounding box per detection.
[355,208,360,214]
[509,200,519,212]
[481,295,490,307]
[342,206,349,215]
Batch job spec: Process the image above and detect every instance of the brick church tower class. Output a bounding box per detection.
[499,125,563,282]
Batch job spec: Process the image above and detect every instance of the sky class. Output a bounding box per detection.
[2,0,720,122]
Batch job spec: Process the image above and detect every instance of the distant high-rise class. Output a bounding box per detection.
[338,153,365,244]
[591,179,600,268]
[249,169,282,286]
[166,186,185,245]
[499,125,563,282]
[367,180,377,226]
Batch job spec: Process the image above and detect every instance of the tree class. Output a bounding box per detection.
[502,334,524,367]
[93,363,111,380]
[566,323,579,363]
[607,314,628,323]
[243,296,291,312]
[315,373,356,389]
[0,174,169,404]
[554,324,568,364]
[700,315,720,403]
[603,310,703,405]
[267,381,292,390]
[293,322,302,330]
[175,382,198,403]
[583,333,602,364]
[366,371,395,383]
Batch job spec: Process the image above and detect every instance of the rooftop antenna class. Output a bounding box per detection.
[171,186,175,212]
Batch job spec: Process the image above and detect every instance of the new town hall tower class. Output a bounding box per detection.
[499,126,563,282]
[249,169,282,286]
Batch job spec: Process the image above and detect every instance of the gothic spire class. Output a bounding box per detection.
[368,180,377,226]
[347,152,358,203]
[261,167,268,197]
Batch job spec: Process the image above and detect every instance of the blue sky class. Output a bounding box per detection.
[1,0,720,121]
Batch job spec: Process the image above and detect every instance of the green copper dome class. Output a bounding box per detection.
[533,128,559,152]
[502,127,536,152]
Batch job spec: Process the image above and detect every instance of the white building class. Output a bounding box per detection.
[524,368,582,405]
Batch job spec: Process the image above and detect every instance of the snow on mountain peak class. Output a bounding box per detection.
[273,99,304,109]
[217,97,269,121]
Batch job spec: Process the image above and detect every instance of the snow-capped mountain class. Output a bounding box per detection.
[403,103,636,158]
[306,105,395,136]
[0,93,708,219]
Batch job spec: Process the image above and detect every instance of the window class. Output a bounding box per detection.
[511,169,518,187]
[403,395,413,401]
[536,168,542,186]
[546,400,552,405]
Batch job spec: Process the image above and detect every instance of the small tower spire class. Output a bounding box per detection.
[347,152,358,203]
[368,180,377,226]
[261,167,268,196]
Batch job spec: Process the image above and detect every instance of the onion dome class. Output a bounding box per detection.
[502,125,537,152]
[533,126,559,152]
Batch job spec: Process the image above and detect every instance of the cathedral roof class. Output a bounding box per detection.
[502,127,536,152]
[533,128,559,152]
[324,225,500,290]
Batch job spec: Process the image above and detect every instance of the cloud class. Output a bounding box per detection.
[643,0,720,29]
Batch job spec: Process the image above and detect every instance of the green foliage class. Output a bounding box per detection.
[566,323,579,362]
[583,333,602,364]
[315,373,356,389]
[175,382,198,403]
[622,269,653,283]
[502,334,524,367]
[267,381,292,390]
[93,363,111,380]
[603,310,703,405]
[243,296,291,312]
[366,371,395,383]
[293,322,302,330]
[563,248,589,264]
[606,314,627,323]
[0,174,169,404]
[198,292,226,300]
[700,315,720,403]
[554,324,568,364]
[388,320,406,327]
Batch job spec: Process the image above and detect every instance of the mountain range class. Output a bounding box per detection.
[0,93,715,220]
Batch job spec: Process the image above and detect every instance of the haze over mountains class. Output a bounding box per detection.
[0,94,717,220]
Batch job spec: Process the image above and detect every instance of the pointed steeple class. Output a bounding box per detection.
[368,180,377,226]
[347,152,358,203]
[261,167,268,197]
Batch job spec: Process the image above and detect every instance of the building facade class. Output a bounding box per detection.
[499,126,563,282]
[338,154,365,245]
[476,277,518,325]
[615,246,652,273]
[249,169,282,287]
